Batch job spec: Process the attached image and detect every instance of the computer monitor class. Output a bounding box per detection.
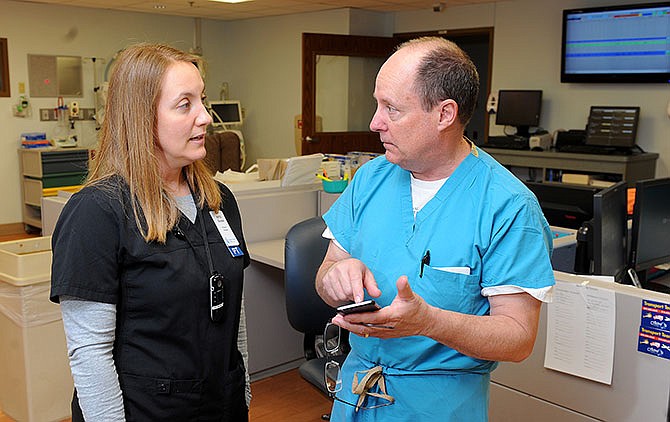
[585,106,640,149]
[209,100,243,127]
[590,181,628,279]
[629,177,670,287]
[561,2,670,83]
[525,181,599,230]
[495,90,542,139]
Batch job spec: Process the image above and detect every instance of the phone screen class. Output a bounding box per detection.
[337,300,380,315]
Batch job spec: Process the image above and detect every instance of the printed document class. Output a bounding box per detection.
[544,279,616,385]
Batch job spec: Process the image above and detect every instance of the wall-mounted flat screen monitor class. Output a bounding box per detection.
[495,90,542,138]
[561,2,670,83]
[209,100,243,126]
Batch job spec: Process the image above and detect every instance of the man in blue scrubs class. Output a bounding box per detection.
[316,37,555,421]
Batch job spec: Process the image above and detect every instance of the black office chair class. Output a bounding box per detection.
[284,217,349,410]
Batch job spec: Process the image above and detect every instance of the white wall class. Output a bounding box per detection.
[1,0,669,226]
[395,0,670,177]
[209,8,351,167]
[201,9,389,168]
[0,0,202,225]
[0,2,365,226]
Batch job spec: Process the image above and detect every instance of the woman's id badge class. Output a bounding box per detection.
[210,211,244,257]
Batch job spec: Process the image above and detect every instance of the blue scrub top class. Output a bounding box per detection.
[323,146,554,417]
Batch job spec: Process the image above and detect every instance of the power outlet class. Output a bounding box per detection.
[40,108,51,121]
[39,108,58,121]
[486,93,497,114]
[39,107,96,121]
[69,101,80,119]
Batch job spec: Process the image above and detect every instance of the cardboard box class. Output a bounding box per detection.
[257,158,288,181]
[590,179,616,188]
[561,173,592,185]
[0,237,73,422]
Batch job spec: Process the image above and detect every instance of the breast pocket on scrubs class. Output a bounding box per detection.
[415,266,481,315]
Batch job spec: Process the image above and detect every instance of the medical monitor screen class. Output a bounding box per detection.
[525,181,599,230]
[629,177,670,272]
[209,101,243,126]
[585,106,640,148]
[591,181,628,278]
[561,2,670,83]
[495,90,542,138]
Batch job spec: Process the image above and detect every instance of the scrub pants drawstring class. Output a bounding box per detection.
[351,366,395,412]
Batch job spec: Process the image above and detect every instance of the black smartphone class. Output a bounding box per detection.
[210,273,225,322]
[337,300,380,315]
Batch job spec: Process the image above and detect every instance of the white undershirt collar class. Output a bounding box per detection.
[411,174,448,216]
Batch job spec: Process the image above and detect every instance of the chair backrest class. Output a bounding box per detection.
[284,217,333,335]
[204,130,242,173]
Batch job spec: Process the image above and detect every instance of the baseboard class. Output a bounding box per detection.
[0,223,27,236]
[249,358,303,382]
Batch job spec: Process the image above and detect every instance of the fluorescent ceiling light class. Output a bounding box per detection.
[209,0,254,3]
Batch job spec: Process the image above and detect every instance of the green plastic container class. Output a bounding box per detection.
[322,179,348,193]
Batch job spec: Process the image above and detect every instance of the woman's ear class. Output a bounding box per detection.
[437,99,458,130]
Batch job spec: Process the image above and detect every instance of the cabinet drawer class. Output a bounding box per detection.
[23,178,43,206]
[42,152,89,175]
[21,148,89,178]
[42,172,87,188]
[23,174,86,206]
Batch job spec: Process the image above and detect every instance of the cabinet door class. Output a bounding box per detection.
[23,178,43,206]
[21,149,44,178]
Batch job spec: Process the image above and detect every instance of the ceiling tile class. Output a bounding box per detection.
[14,0,502,21]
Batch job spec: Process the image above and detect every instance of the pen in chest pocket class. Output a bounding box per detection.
[419,250,431,278]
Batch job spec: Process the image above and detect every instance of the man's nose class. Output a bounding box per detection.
[369,109,385,132]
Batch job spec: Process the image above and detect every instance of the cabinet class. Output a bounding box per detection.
[483,148,658,186]
[228,181,321,379]
[490,272,670,422]
[19,147,89,231]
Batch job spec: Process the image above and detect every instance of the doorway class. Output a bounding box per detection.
[301,29,494,155]
[395,28,494,145]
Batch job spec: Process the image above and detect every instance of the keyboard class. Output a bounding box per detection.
[557,144,633,155]
[484,136,529,150]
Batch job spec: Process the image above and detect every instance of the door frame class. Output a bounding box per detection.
[300,29,494,155]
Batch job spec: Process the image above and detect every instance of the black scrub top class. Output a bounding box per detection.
[50,176,250,421]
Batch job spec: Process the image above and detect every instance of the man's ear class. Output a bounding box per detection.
[437,99,458,130]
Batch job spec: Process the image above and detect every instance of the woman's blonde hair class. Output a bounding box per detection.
[87,43,221,243]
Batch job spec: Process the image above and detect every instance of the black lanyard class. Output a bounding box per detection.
[198,206,216,277]
[172,198,215,277]
[176,184,225,322]
[185,180,216,277]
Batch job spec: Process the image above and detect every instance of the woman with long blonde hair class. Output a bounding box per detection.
[50,43,250,421]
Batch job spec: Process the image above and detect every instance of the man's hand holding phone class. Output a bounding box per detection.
[335,300,394,330]
[336,299,380,315]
